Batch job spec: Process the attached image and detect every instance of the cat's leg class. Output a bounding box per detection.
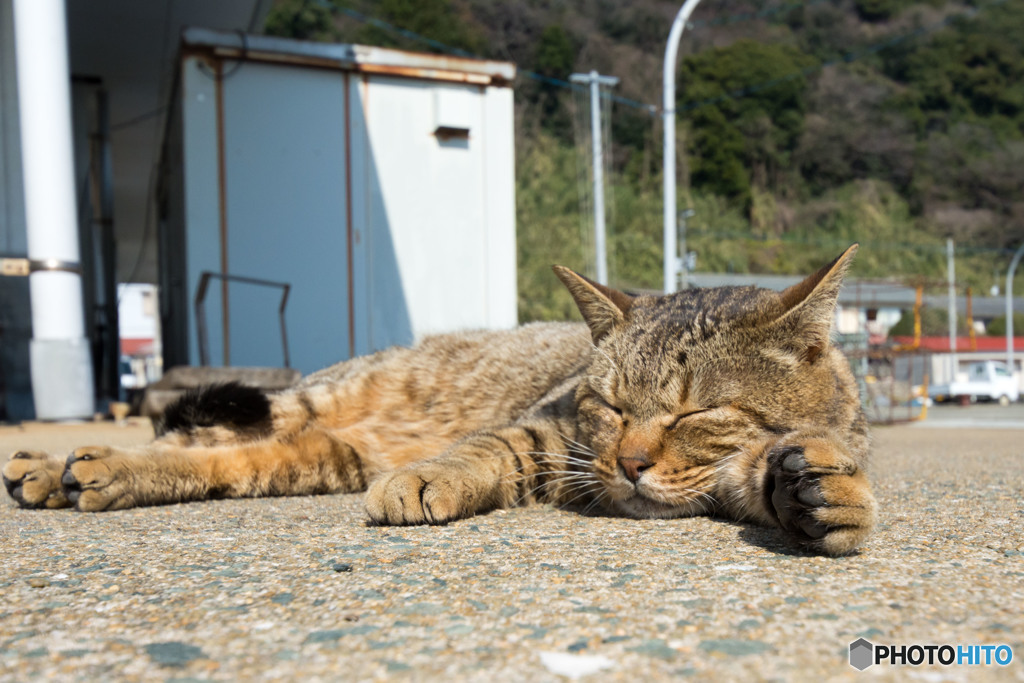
[7,428,372,512]
[715,431,876,555]
[3,451,73,509]
[365,422,577,525]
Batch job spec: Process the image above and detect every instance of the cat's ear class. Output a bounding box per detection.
[552,266,634,343]
[774,244,858,363]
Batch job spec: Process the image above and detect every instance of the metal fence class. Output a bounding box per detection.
[838,333,931,424]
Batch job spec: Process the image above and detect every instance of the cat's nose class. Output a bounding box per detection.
[618,455,652,484]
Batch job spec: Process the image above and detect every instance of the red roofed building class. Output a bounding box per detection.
[890,336,1024,352]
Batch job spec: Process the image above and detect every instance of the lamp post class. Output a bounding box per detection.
[663,0,703,294]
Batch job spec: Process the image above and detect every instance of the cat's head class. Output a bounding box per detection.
[553,245,859,518]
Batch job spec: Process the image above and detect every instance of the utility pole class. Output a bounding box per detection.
[947,238,958,382]
[571,70,618,286]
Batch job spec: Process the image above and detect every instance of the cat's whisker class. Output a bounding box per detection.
[560,481,605,509]
[711,449,747,475]
[581,487,611,515]
[591,345,621,375]
[501,469,596,485]
[512,450,593,467]
[683,487,718,513]
[499,466,597,488]
[512,472,601,507]
[557,432,596,456]
[521,451,594,468]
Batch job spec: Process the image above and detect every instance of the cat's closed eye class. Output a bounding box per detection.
[667,408,714,431]
[591,395,624,417]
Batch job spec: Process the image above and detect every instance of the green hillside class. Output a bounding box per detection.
[266,0,1024,321]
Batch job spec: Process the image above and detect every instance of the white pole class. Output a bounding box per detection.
[589,72,608,285]
[679,208,694,289]
[1006,244,1024,376]
[663,0,703,294]
[946,239,957,382]
[572,70,618,285]
[13,0,95,419]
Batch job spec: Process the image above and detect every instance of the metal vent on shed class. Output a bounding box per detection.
[434,87,472,140]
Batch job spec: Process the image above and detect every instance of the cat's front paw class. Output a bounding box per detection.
[365,465,479,525]
[60,447,137,511]
[766,439,877,555]
[3,451,71,509]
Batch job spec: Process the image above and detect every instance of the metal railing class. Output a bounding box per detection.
[195,271,291,368]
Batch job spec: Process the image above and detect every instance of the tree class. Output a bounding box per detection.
[354,0,484,55]
[265,0,337,41]
[854,0,911,23]
[528,24,576,142]
[680,41,816,206]
[985,314,1024,337]
[889,307,968,337]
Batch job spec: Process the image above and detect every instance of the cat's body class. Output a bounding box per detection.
[3,246,876,555]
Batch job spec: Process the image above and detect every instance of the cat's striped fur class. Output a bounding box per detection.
[4,245,876,555]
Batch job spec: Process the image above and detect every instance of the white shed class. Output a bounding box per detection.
[159,28,517,375]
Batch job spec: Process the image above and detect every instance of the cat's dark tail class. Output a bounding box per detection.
[158,382,272,437]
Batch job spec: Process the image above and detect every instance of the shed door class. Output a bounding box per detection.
[220,61,352,373]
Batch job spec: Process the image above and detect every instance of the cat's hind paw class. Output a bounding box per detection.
[766,439,877,555]
[3,451,72,509]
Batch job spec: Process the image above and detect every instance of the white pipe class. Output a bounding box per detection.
[663,0,703,294]
[946,238,957,380]
[13,0,95,419]
[589,71,608,286]
[1006,244,1024,375]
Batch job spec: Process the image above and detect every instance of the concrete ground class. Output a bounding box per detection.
[0,412,1021,682]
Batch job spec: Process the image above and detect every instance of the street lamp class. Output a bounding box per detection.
[662,0,704,294]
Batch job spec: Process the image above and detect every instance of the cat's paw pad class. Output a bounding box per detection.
[365,468,471,525]
[3,451,71,509]
[60,447,134,512]
[767,441,877,555]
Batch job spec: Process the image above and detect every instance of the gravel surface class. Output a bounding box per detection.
[1,420,1022,681]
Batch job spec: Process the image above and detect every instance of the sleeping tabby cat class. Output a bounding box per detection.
[3,245,875,555]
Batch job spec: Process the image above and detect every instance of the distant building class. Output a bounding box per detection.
[891,336,1024,390]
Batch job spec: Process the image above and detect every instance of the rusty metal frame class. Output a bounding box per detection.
[344,71,355,359]
[214,58,231,367]
[179,28,514,87]
[195,271,292,368]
